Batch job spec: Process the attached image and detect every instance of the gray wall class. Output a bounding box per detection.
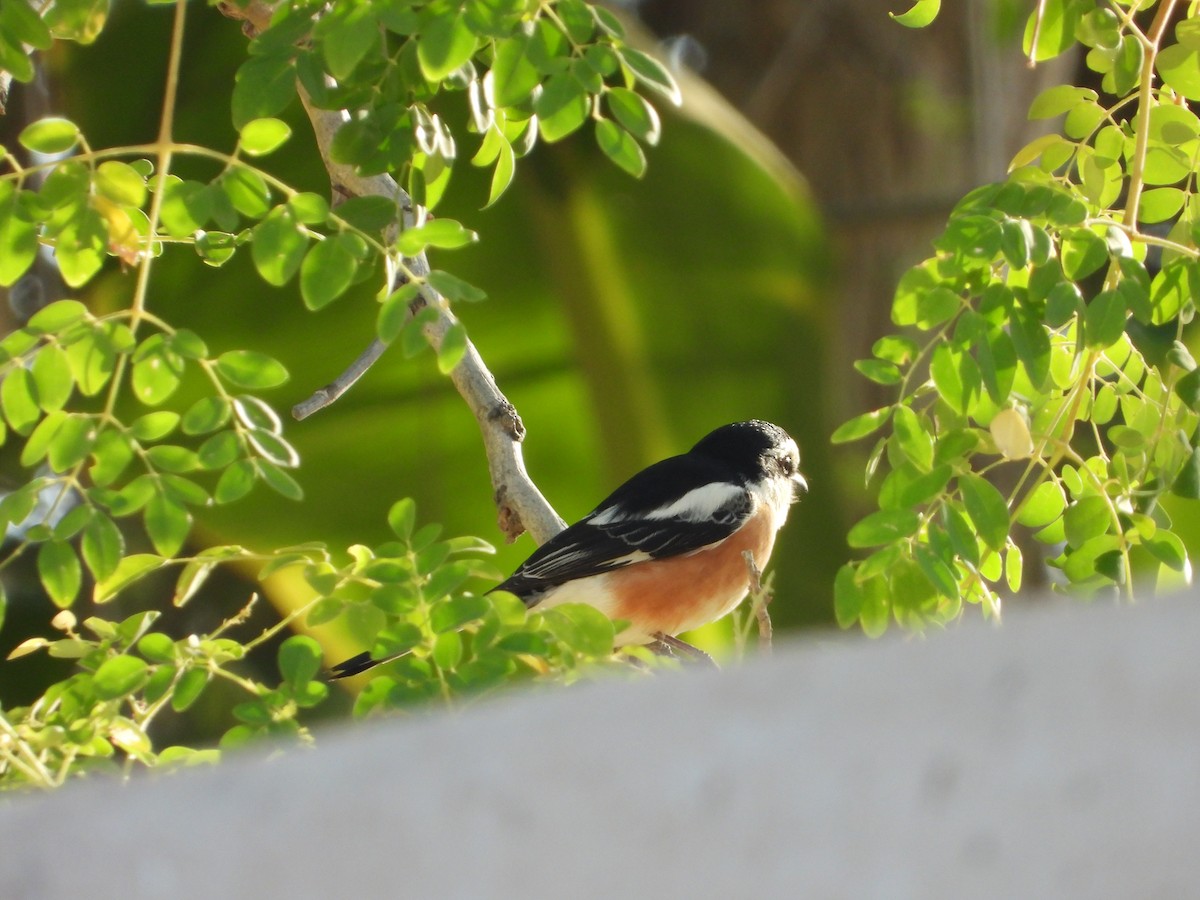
[2,593,1197,898]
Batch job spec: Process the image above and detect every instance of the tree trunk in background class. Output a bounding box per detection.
[637,0,1072,429]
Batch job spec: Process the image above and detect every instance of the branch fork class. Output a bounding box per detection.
[218,0,565,545]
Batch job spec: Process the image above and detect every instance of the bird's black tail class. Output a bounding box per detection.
[328,650,397,680]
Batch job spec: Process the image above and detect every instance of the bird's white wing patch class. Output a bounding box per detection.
[643,482,746,522]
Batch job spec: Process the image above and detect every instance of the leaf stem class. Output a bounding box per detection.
[1124,0,1181,229]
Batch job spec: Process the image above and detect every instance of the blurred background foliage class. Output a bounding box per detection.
[1,0,1097,712]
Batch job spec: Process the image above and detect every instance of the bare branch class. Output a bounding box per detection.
[291,338,387,421]
[217,0,566,545]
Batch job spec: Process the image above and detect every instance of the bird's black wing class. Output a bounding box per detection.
[493,454,753,604]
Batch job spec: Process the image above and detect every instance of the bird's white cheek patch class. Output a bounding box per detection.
[751,477,794,533]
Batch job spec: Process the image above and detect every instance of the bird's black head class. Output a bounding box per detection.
[690,420,804,488]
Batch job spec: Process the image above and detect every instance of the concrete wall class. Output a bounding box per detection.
[2,593,1197,899]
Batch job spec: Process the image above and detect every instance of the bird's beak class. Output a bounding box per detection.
[792,472,808,494]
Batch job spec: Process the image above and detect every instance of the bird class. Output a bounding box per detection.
[330,420,805,677]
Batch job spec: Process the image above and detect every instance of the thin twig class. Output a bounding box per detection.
[742,550,773,653]
[292,338,388,420]
[216,0,566,545]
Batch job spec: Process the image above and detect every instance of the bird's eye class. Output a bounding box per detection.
[776,454,794,475]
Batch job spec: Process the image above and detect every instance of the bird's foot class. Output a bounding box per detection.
[648,633,720,670]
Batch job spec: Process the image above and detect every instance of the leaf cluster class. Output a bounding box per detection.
[836,0,1200,634]
[0,0,681,789]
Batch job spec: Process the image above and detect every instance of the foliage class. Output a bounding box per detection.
[836,0,1199,634]
[0,0,679,789]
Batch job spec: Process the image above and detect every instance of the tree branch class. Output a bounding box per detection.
[216,0,566,544]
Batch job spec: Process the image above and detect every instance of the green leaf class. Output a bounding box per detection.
[847,509,920,548]
[300,234,360,310]
[47,413,95,471]
[428,269,487,303]
[431,594,489,633]
[31,344,74,412]
[93,655,149,700]
[1028,84,1097,119]
[220,168,271,219]
[1083,291,1127,349]
[606,87,661,146]
[1175,368,1200,412]
[132,345,183,406]
[930,343,981,415]
[1138,187,1185,225]
[81,514,123,583]
[1156,43,1200,101]
[388,497,416,539]
[833,563,864,628]
[891,405,933,471]
[396,219,478,255]
[377,282,421,343]
[1016,481,1066,528]
[335,196,399,234]
[890,0,940,27]
[88,429,134,487]
[0,192,38,286]
[540,603,614,656]
[19,117,80,153]
[28,299,89,334]
[182,396,232,435]
[432,630,464,670]
[2,367,41,434]
[437,322,468,373]
[94,161,146,207]
[959,474,1009,552]
[832,407,891,444]
[146,444,201,474]
[145,493,191,557]
[492,33,541,108]
[288,192,329,225]
[55,205,106,287]
[252,207,308,287]
[279,635,323,688]
[1022,0,1081,63]
[1,0,51,50]
[595,119,647,178]
[93,554,164,603]
[913,545,959,599]
[214,459,256,504]
[417,14,478,81]
[258,460,303,500]
[138,632,175,663]
[159,180,212,237]
[216,350,289,389]
[535,74,590,143]
[485,127,515,207]
[853,359,901,386]
[1172,446,1200,499]
[38,540,81,608]
[320,4,377,80]
[617,47,681,105]
[231,53,296,129]
[1060,228,1108,280]
[240,117,292,157]
[1063,495,1110,548]
[171,668,209,712]
[1146,530,1187,572]
[21,411,64,466]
